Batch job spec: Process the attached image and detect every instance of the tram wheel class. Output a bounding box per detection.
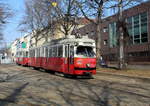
[45,70,55,74]
[64,74,70,78]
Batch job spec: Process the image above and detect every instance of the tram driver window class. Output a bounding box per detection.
[76,46,95,57]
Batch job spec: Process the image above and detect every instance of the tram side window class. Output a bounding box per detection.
[30,50,32,57]
[29,51,30,57]
[54,46,57,57]
[42,47,44,57]
[46,47,48,57]
[39,48,42,57]
[20,52,22,57]
[26,52,28,57]
[70,46,74,57]
[49,48,52,57]
[32,50,33,57]
[41,47,44,57]
[33,50,35,57]
[22,52,24,57]
[31,50,33,57]
[34,49,36,57]
[35,49,37,57]
[58,45,63,57]
[51,47,55,57]
[38,48,40,57]
[44,48,45,57]
[39,48,41,57]
[16,52,18,57]
[65,46,68,57]
[24,52,26,57]
[30,51,31,57]
[36,49,38,57]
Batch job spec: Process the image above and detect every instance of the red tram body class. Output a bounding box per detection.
[16,35,96,77]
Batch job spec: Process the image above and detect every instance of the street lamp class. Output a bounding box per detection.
[52,2,57,7]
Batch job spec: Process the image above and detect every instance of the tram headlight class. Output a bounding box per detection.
[74,42,78,46]
[86,64,90,67]
[77,60,82,64]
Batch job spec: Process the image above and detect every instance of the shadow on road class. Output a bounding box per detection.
[0,82,29,106]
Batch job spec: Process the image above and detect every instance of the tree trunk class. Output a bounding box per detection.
[118,28,126,69]
[96,24,101,67]
[118,0,126,70]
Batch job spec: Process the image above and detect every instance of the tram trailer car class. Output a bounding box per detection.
[16,51,30,66]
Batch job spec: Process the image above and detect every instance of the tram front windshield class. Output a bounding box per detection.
[76,46,95,58]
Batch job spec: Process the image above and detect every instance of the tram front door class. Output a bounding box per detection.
[65,44,74,74]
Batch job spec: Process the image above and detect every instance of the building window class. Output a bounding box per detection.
[140,12,148,43]
[86,33,89,36]
[104,40,108,46]
[127,12,148,44]
[127,17,133,44]
[91,31,94,36]
[133,15,140,44]
[103,27,108,33]
[109,22,117,48]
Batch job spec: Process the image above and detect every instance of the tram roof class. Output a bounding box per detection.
[30,35,95,49]
[48,35,95,45]
[59,35,95,44]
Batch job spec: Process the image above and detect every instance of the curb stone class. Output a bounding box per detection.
[97,71,150,84]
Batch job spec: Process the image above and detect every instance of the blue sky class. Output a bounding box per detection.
[3,0,25,45]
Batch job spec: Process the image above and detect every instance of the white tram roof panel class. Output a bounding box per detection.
[59,35,95,45]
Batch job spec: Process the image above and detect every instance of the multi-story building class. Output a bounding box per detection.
[75,1,150,65]
[10,33,31,61]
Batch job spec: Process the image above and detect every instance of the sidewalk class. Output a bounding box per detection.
[97,67,150,79]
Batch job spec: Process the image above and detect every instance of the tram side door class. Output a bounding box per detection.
[66,44,74,73]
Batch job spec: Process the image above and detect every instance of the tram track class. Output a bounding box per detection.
[76,78,150,99]
[96,72,150,84]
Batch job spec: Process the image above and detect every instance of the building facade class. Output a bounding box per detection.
[75,1,150,65]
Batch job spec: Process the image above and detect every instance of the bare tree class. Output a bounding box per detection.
[19,0,55,46]
[0,1,12,49]
[47,0,80,37]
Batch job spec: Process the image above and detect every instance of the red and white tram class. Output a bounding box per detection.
[16,35,96,77]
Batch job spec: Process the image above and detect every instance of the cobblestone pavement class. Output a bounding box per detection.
[0,64,150,106]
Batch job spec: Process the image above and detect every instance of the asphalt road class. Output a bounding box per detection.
[0,64,149,106]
